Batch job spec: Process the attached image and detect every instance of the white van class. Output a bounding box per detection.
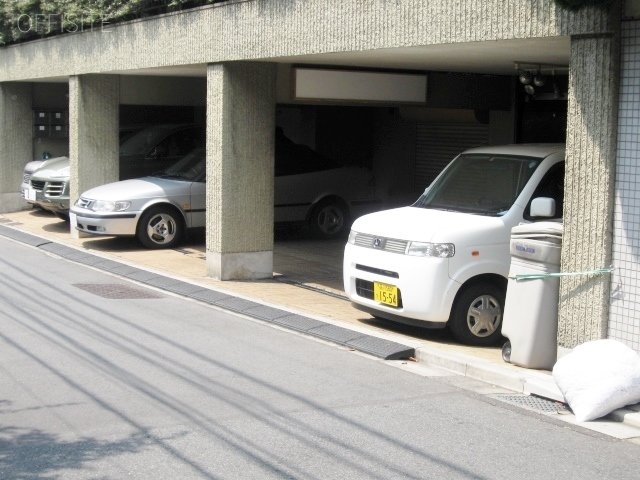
[343,144,565,346]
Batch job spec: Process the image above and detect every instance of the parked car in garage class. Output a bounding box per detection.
[274,127,376,238]
[343,144,565,346]
[70,139,377,248]
[21,155,66,208]
[24,156,70,219]
[23,124,203,218]
[118,123,203,179]
[20,126,147,206]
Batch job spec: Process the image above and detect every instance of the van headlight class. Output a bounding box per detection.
[347,230,358,244]
[406,242,455,258]
[90,200,131,212]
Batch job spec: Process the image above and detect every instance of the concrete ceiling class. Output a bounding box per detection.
[117,36,570,78]
[32,36,570,82]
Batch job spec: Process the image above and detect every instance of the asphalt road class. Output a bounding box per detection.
[0,235,639,479]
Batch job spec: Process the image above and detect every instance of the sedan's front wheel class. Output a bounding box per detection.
[136,206,183,249]
[309,199,349,239]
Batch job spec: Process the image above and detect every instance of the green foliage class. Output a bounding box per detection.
[0,0,221,45]
[554,0,613,11]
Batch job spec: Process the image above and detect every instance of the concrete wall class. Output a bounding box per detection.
[0,1,614,82]
[32,83,69,160]
[558,27,621,352]
[206,62,277,280]
[68,75,119,210]
[0,83,32,212]
[626,0,640,18]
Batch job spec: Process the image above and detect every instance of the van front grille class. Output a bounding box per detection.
[356,264,399,278]
[354,233,408,254]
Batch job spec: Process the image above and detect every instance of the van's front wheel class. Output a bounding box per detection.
[449,283,505,346]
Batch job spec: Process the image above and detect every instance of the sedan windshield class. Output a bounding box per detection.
[152,148,205,182]
[413,153,542,216]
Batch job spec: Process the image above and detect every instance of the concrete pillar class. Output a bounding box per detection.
[68,75,119,217]
[0,83,32,213]
[557,33,620,354]
[206,62,277,280]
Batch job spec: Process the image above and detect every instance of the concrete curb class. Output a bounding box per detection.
[415,345,564,402]
[0,223,414,361]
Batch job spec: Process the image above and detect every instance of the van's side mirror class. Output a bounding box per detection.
[530,197,556,218]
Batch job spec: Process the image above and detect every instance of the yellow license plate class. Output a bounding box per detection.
[373,282,399,307]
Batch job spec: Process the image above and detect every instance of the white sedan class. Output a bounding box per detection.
[71,147,377,249]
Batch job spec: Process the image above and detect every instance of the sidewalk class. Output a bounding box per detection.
[2,208,640,441]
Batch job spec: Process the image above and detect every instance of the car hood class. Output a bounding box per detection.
[30,157,70,179]
[24,159,45,174]
[351,206,509,245]
[80,177,193,201]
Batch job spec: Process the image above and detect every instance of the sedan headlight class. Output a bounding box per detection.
[90,200,131,212]
[406,241,455,258]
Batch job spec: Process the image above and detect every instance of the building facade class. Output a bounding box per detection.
[0,0,638,352]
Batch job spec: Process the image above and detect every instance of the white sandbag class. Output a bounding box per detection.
[552,339,640,422]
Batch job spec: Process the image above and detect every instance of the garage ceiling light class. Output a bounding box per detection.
[533,70,546,87]
[518,70,533,85]
[514,62,567,98]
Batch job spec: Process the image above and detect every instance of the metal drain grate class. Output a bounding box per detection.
[490,394,569,415]
[73,283,163,299]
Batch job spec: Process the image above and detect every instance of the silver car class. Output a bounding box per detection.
[20,127,144,205]
[21,156,66,207]
[71,147,377,249]
[24,156,70,219]
[23,124,203,219]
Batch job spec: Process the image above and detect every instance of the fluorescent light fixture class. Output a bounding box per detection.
[294,68,427,104]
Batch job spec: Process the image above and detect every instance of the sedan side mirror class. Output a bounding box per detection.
[530,197,556,218]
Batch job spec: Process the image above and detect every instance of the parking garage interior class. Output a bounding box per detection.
[22,49,570,300]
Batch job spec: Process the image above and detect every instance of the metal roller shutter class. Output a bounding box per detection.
[414,123,489,193]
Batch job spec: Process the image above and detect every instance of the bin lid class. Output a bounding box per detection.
[510,238,562,264]
[510,222,563,263]
[511,221,563,241]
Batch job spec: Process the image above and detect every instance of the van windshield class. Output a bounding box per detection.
[413,153,542,216]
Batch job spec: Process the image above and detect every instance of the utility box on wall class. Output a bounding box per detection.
[33,109,69,138]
